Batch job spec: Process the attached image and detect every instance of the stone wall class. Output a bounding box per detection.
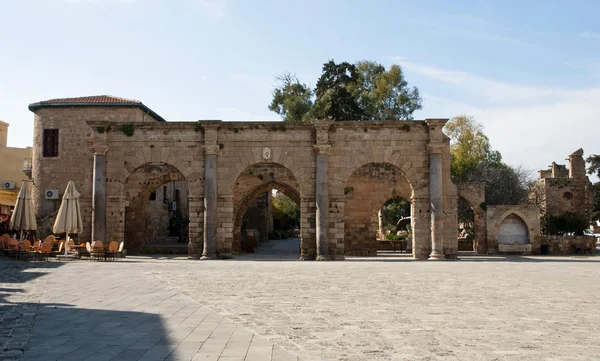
[541,235,596,255]
[456,183,486,253]
[31,99,459,260]
[487,205,541,254]
[31,107,162,241]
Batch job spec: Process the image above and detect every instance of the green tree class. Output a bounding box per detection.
[311,60,364,120]
[444,115,502,182]
[351,61,422,120]
[445,115,532,205]
[271,191,299,230]
[269,60,422,121]
[268,73,313,122]
[585,155,600,221]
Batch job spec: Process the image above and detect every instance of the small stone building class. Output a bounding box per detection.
[530,149,593,218]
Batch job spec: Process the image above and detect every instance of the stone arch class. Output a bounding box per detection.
[223,147,312,198]
[334,146,426,198]
[230,162,306,256]
[343,162,414,256]
[456,183,486,253]
[491,211,531,245]
[233,181,300,254]
[123,162,189,252]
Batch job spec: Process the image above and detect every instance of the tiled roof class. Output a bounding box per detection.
[28,95,166,122]
[29,95,142,106]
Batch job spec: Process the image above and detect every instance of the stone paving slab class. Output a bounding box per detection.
[0,259,299,361]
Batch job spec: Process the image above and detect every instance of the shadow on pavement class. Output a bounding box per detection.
[20,304,174,361]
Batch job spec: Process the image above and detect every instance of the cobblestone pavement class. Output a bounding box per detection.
[1,258,299,361]
[2,244,600,361]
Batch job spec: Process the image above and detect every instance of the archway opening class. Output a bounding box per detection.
[377,196,412,254]
[457,196,475,252]
[344,162,413,256]
[498,213,529,245]
[240,189,300,255]
[124,163,189,253]
[232,163,303,258]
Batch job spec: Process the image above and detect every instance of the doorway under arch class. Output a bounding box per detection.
[124,163,189,253]
[232,163,303,257]
[344,162,413,256]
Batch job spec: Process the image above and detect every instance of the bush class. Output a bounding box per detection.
[542,212,589,235]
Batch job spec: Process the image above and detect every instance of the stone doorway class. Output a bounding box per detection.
[232,163,303,258]
[344,162,413,256]
[124,163,189,253]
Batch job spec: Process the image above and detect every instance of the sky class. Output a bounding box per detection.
[1,0,599,180]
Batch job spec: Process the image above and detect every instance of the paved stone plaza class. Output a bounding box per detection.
[2,243,600,360]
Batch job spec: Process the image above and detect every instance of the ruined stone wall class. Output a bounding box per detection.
[456,183,486,253]
[541,235,596,255]
[343,163,412,256]
[32,105,458,259]
[31,107,158,240]
[486,205,541,254]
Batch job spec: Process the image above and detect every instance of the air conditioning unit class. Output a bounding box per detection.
[2,181,15,190]
[168,201,177,211]
[45,189,59,200]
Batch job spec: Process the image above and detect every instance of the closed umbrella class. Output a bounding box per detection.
[53,181,83,256]
[9,181,37,241]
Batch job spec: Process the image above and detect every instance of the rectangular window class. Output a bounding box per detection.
[43,129,59,157]
[149,191,157,201]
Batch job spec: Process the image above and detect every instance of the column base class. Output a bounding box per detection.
[428,252,445,260]
[444,254,458,260]
[200,255,215,260]
[316,255,329,261]
[413,255,428,261]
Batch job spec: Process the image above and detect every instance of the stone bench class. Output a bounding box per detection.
[498,244,532,255]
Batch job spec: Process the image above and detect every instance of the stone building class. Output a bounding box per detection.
[0,121,33,222]
[530,149,593,217]
[28,95,460,260]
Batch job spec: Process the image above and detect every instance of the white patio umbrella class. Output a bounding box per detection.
[9,181,37,241]
[52,181,83,256]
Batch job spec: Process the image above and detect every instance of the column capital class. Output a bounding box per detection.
[313,144,331,155]
[427,144,445,154]
[203,145,220,155]
[92,145,109,155]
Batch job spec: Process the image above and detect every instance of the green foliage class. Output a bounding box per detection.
[268,60,422,122]
[590,182,600,221]
[95,127,106,134]
[446,115,531,205]
[350,61,422,120]
[445,115,502,182]
[400,124,411,132]
[194,122,203,132]
[120,123,135,137]
[271,192,299,231]
[586,154,600,178]
[541,212,589,235]
[384,233,406,241]
[269,73,313,122]
[381,197,411,232]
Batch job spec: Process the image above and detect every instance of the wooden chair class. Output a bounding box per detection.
[117,241,125,259]
[38,241,53,261]
[32,240,41,252]
[67,239,75,253]
[105,241,119,261]
[23,240,32,251]
[91,240,105,261]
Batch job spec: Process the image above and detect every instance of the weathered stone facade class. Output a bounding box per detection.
[486,205,541,254]
[29,96,459,260]
[0,121,33,220]
[541,235,596,254]
[530,149,593,218]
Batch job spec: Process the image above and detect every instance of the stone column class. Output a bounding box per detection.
[314,144,330,261]
[91,151,107,243]
[202,145,219,259]
[429,149,444,260]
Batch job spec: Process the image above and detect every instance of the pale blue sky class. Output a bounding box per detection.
[1,0,599,177]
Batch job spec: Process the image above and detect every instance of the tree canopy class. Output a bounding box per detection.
[269,60,423,121]
[445,115,531,206]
